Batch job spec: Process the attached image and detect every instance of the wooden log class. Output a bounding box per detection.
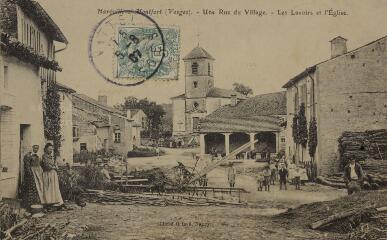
[3,219,28,240]
[316,176,346,189]
[376,206,387,212]
[310,206,373,230]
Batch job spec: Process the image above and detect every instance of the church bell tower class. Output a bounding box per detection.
[183,46,215,99]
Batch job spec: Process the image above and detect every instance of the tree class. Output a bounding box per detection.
[44,84,61,157]
[308,117,318,159]
[115,97,166,139]
[298,103,308,148]
[308,117,318,181]
[232,82,253,96]
[298,103,308,162]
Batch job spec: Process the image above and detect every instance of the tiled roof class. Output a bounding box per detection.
[197,91,286,133]
[55,82,75,93]
[183,46,215,60]
[198,115,284,133]
[73,94,123,115]
[17,1,68,43]
[170,93,186,99]
[171,88,246,100]
[206,87,246,99]
[208,91,286,118]
[128,109,140,118]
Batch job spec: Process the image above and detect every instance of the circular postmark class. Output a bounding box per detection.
[88,10,165,86]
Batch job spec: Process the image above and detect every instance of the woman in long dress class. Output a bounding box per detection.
[21,145,45,210]
[41,143,64,208]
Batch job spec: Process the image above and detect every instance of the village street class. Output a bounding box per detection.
[35,148,348,240]
[124,147,346,207]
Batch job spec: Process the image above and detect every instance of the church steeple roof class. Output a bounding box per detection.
[183,46,215,60]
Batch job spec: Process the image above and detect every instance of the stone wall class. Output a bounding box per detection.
[316,37,387,175]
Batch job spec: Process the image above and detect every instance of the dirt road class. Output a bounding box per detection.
[43,203,342,240]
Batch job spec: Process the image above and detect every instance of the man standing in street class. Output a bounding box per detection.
[278,164,288,190]
[343,159,364,195]
[227,163,236,188]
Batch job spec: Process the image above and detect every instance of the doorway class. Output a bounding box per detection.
[19,124,31,196]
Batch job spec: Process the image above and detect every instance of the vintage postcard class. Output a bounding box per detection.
[0,0,386,239]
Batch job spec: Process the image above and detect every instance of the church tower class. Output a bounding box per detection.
[183,46,215,99]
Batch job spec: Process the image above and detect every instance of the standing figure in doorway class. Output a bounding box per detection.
[227,163,236,188]
[21,145,45,210]
[41,143,64,209]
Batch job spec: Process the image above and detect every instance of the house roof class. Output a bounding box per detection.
[197,91,286,133]
[183,46,215,60]
[18,1,68,43]
[330,36,347,42]
[171,87,247,100]
[74,94,123,115]
[207,87,246,99]
[128,109,140,118]
[170,93,186,99]
[282,34,387,88]
[55,82,76,93]
[282,66,316,88]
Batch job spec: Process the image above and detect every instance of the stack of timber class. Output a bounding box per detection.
[83,189,246,207]
[338,129,387,187]
[338,129,387,166]
[310,205,387,237]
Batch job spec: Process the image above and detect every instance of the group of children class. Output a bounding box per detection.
[256,157,308,191]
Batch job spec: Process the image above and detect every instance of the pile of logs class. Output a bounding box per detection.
[311,205,387,238]
[83,189,246,207]
[337,129,387,187]
[338,129,387,166]
[1,216,71,240]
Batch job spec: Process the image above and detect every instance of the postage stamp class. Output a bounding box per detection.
[88,10,180,86]
[115,26,180,80]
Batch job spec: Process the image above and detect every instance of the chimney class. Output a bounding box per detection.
[98,95,107,105]
[230,94,237,107]
[330,36,347,58]
[126,109,132,119]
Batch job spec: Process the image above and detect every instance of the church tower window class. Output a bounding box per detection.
[208,63,211,76]
[193,81,198,88]
[193,102,199,109]
[192,62,198,74]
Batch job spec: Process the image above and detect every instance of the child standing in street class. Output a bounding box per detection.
[294,165,301,190]
[278,164,288,190]
[256,172,263,191]
[263,166,271,191]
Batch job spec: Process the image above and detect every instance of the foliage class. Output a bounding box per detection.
[44,84,61,157]
[308,117,318,158]
[58,166,83,201]
[298,103,308,148]
[232,82,253,96]
[127,146,165,158]
[115,97,166,138]
[292,113,299,144]
[0,203,19,234]
[77,165,107,190]
[0,33,62,71]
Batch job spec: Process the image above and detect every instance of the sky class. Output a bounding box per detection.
[37,0,387,105]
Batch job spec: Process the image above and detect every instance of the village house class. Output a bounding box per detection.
[0,0,67,198]
[171,46,246,144]
[56,82,75,165]
[72,94,133,158]
[283,36,387,175]
[196,91,286,157]
[126,109,147,147]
